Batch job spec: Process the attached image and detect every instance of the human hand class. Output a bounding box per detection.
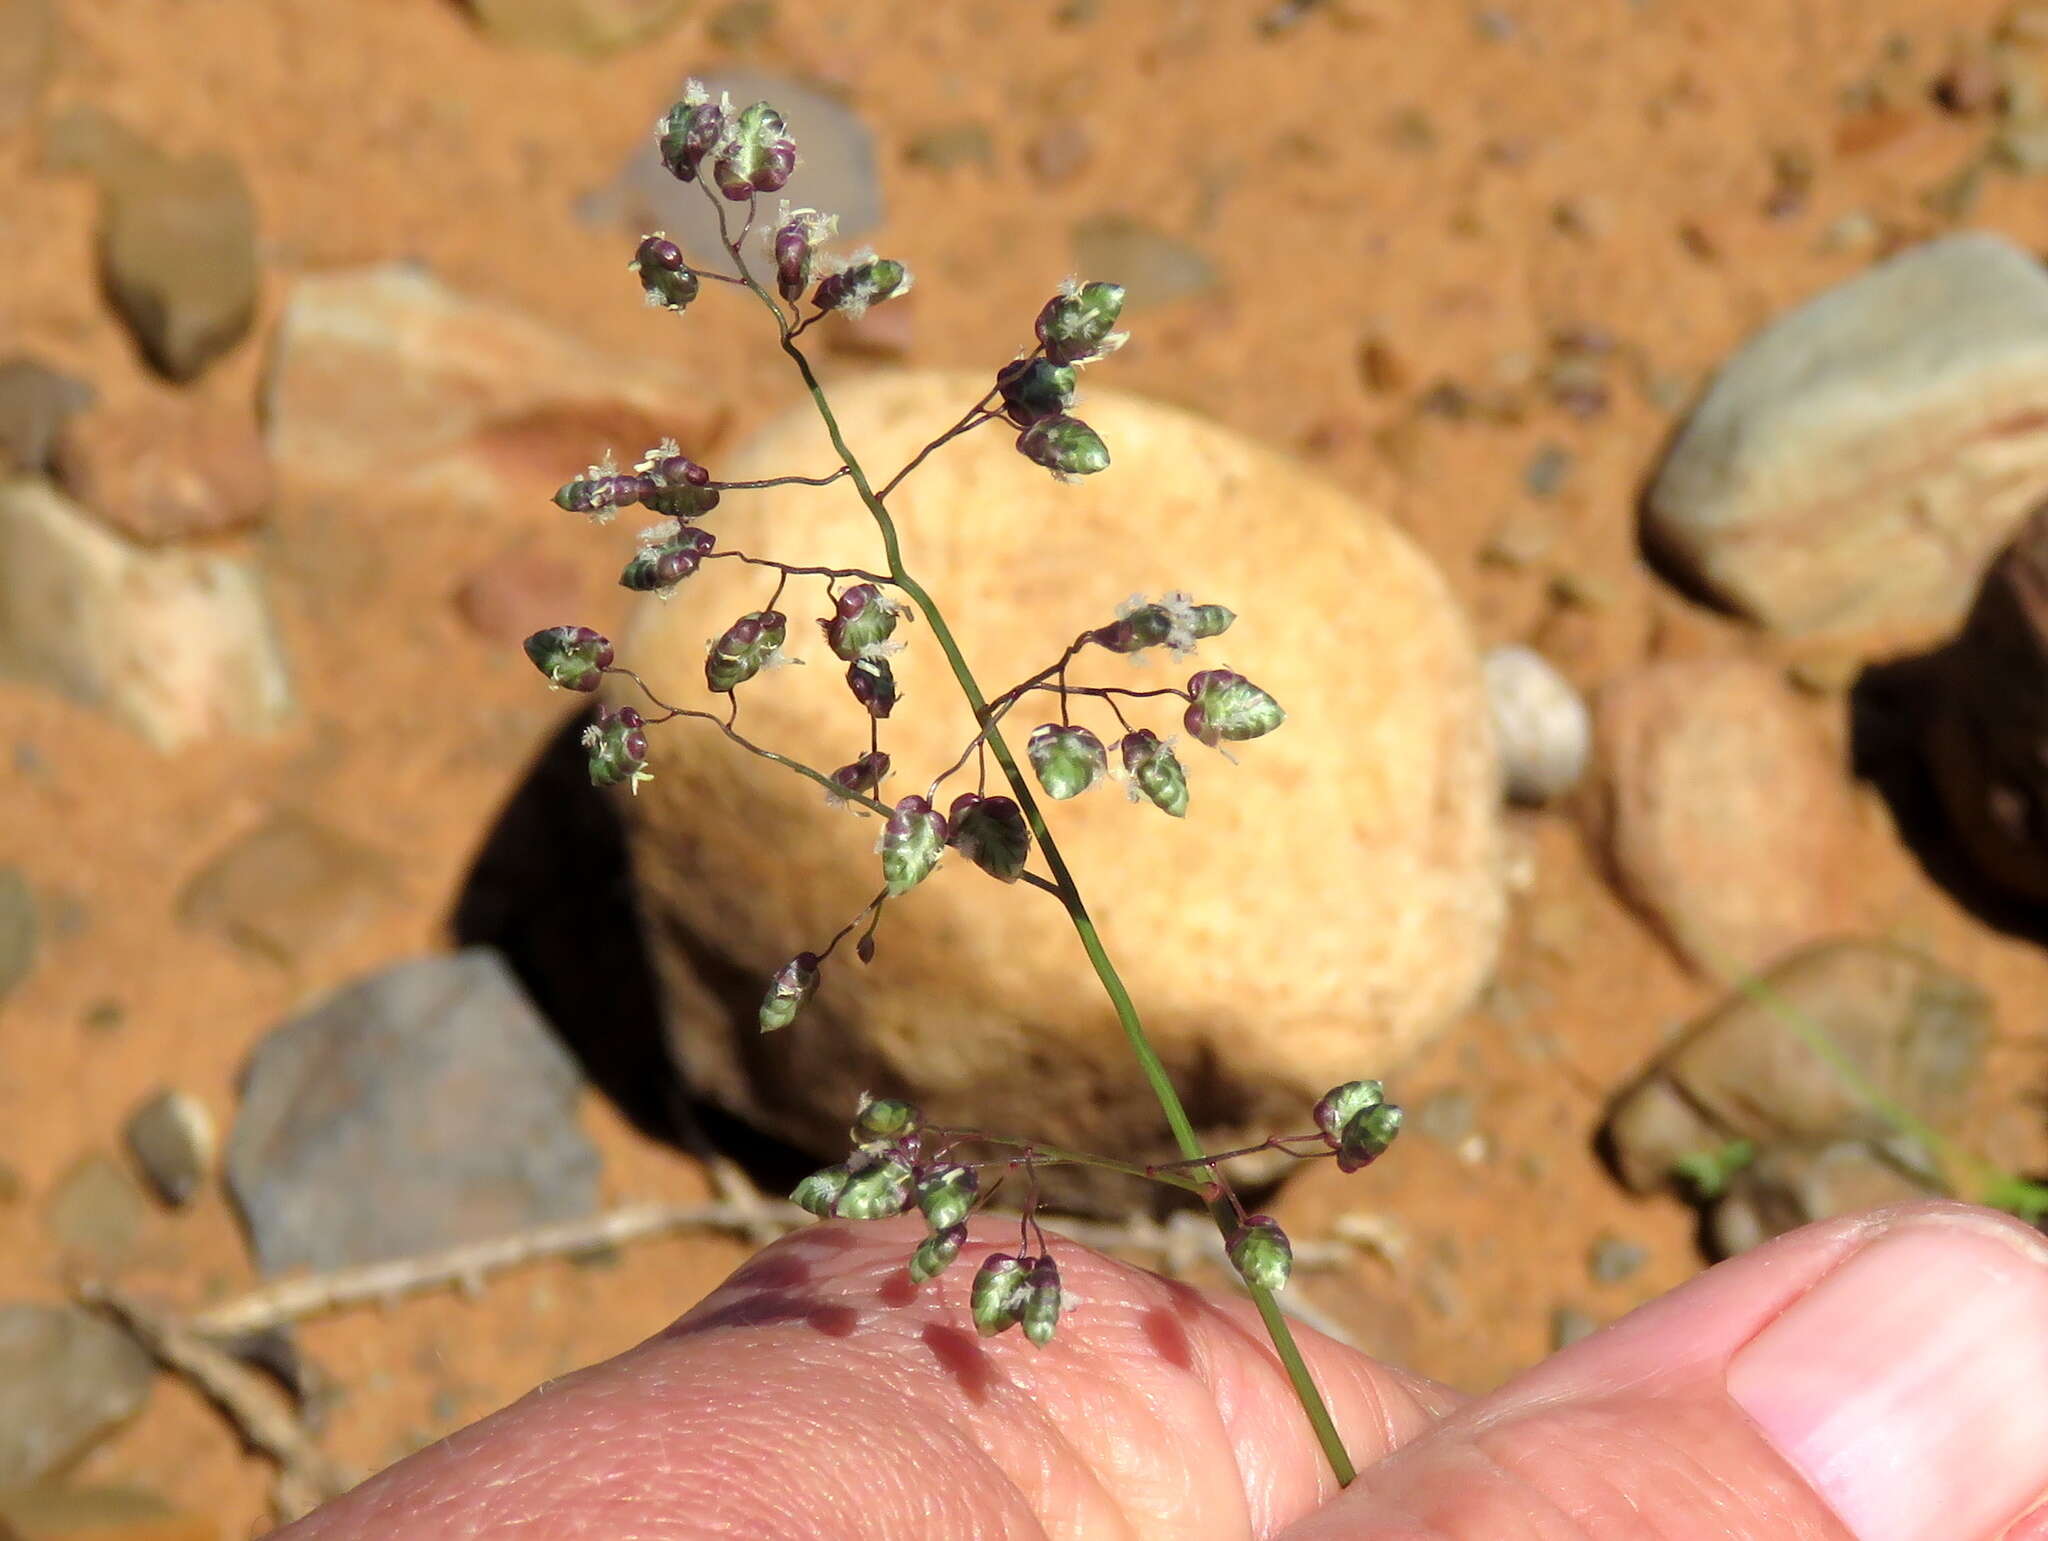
[279,1201,2048,1540]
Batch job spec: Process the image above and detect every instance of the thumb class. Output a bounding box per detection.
[1282,1201,2048,1541]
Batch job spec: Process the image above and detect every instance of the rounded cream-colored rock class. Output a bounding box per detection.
[619,372,1503,1168]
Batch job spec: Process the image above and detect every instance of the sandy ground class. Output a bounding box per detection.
[1,0,2045,1530]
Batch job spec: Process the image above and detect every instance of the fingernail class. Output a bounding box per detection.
[1728,1218,2048,1541]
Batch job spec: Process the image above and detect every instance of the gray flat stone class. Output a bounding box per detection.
[0,1304,155,1489]
[227,948,601,1274]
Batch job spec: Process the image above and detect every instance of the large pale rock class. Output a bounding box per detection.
[264,264,724,497]
[1589,657,1857,976]
[0,479,291,750]
[620,372,1503,1170]
[1647,233,2048,648]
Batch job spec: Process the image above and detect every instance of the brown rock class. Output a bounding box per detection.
[265,264,724,499]
[1605,938,1989,1193]
[620,372,1504,1181]
[53,395,270,545]
[177,811,394,966]
[98,152,259,383]
[1588,657,1858,976]
[0,1486,214,1541]
[1707,1140,1938,1256]
[0,359,93,477]
[1926,499,2048,901]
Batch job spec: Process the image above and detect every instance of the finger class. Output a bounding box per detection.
[278,1216,1460,1540]
[1278,1201,2048,1541]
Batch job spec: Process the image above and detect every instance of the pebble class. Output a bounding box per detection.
[0,358,94,476]
[1413,1087,1477,1144]
[177,811,394,967]
[1586,1234,1648,1283]
[123,1091,215,1208]
[0,867,37,1006]
[1646,232,2048,648]
[582,71,882,259]
[705,0,775,49]
[1588,657,1861,976]
[0,1306,156,1489]
[1605,939,1988,1195]
[44,1155,148,1271]
[97,150,258,382]
[1483,644,1590,804]
[226,948,602,1272]
[53,394,271,545]
[1069,214,1218,309]
[1549,1304,1599,1350]
[1521,442,1572,498]
[468,0,687,53]
[1478,508,1556,570]
[0,475,291,750]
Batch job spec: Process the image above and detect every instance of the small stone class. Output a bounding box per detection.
[1586,1234,1648,1283]
[52,394,271,545]
[97,150,258,382]
[586,72,882,258]
[1647,233,2048,647]
[454,553,585,645]
[1589,658,1860,976]
[2001,3,2048,47]
[0,359,94,477]
[1549,196,1609,242]
[706,0,775,48]
[1546,569,1616,611]
[177,811,395,967]
[903,121,994,172]
[1479,509,1556,570]
[0,475,292,751]
[0,1485,215,1541]
[1550,1304,1598,1349]
[469,0,686,54]
[1522,442,1573,498]
[1358,334,1410,395]
[0,0,57,135]
[1816,209,1882,254]
[1413,1087,1476,1143]
[226,948,602,1273]
[1069,214,1218,309]
[0,1307,156,1489]
[1483,644,1590,804]
[1385,106,1437,153]
[1025,123,1091,184]
[1933,50,2004,115]
[123,1091,216,1208]
[1605,939,1989,1194]
[0,867,37,1006]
